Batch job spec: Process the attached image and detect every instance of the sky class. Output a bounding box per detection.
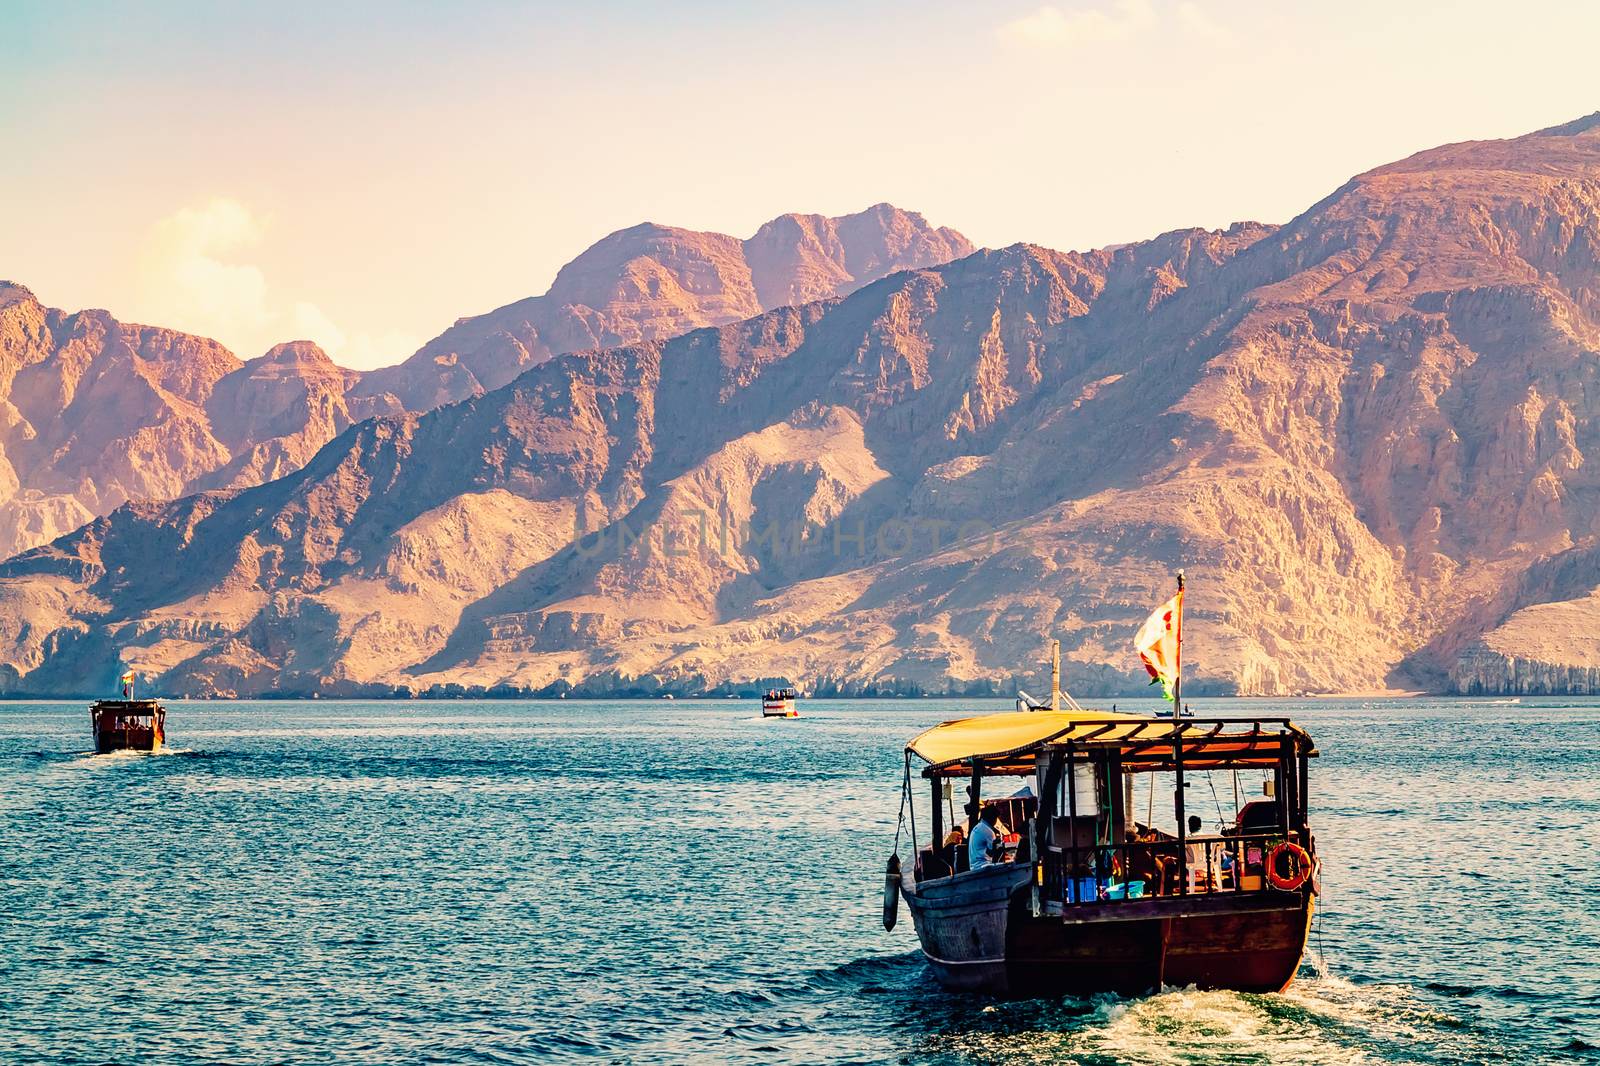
[3,0,1598,370]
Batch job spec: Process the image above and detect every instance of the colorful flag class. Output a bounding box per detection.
[1134,591,1182,700]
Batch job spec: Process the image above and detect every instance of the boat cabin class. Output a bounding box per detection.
[762,687,800,717]
[907,711,1317,912]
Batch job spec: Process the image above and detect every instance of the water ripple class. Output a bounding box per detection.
[2,696,1597,1064]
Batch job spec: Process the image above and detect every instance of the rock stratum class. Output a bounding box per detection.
[7,119,1600,696]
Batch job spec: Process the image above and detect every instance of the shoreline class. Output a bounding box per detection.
[0,690,1573,704]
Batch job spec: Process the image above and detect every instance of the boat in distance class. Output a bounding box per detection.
[89,699,167,754]
[761,687,800,717]
[884,709,1319,997]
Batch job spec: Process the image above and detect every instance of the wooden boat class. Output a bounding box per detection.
[886,710,1319,997]
[89,699,166,753]
[761,687,799,718]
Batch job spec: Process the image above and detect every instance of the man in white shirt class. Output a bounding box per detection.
[967,805,1005,870]
[1183,815,1216,891]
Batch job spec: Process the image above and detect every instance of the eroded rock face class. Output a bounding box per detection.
[9,119,1600,696]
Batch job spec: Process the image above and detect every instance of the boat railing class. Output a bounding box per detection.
[1039,828,1311,906]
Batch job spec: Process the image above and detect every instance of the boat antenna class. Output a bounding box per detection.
[1041,638,1084,712]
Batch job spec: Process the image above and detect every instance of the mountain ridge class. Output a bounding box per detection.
[351,203,974,410]
[0,203,971,560]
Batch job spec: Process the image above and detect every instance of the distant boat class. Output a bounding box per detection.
[91,667,166,753]
[90,699,166,754]
[761,687,799,718]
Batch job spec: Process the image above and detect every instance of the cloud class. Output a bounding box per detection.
[997,0,1231,50]
[998,0,1156,47]
[134,198,417,369]
[1173,2,1233,43]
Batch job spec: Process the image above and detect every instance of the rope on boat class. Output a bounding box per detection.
[1205,769,1227,830]
[892,750,911,858]
[1101,759,1114,846]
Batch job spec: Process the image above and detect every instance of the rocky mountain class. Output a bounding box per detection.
[0,205,969,560]
[7,117,1600,697]
[350,203,974,410]
[0,286,387,560]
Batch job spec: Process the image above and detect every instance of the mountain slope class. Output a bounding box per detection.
[7,117,1600,696]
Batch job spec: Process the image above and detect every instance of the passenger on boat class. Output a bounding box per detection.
[943,829,968,873]
[1123,830,1159,889]
[968,805,1006,870]
[1184,815,1214,892]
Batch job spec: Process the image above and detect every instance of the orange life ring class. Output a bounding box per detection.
[1266,841,1312,891]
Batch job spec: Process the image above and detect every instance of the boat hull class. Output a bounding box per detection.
[762,701,798,717]
[904,866,1313,997]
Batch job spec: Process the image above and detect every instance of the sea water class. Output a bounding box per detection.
[1,697,1595,1064]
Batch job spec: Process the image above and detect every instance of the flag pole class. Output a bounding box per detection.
[1173,570,1184,712]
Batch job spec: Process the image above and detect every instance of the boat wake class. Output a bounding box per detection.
[909,973,1513,1066]
[683,950,1510,1065]
[80,745,202,761]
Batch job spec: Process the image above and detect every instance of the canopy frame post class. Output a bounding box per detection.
[1065,740,1079,900]
[1174,724,1188,895]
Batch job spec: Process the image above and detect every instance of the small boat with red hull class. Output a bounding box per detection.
[89,699,166,754]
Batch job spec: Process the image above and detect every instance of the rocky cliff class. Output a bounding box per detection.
[7,118,1600,697]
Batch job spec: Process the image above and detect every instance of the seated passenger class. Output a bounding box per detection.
[1184,816,1225,892]
[942,828,966,874]
[967,805,1006,870]
[921,829,964,880]
[1123,830,1158,887]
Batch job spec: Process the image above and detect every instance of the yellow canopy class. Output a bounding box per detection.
[906,709,1313,773]
[906,710,1153,768]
